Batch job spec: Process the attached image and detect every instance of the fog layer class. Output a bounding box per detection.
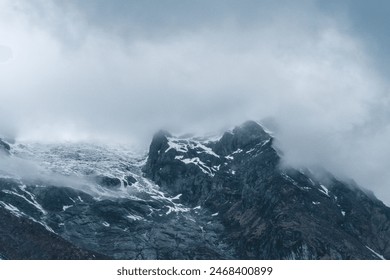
[1,0,390,204]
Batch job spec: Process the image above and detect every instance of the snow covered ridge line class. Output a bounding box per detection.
[8,141,147,178]
[0,141,153,199]
[160,124,275,177]
[165,136,220,158]
[164,135,223,176]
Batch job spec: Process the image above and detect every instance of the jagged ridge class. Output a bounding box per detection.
[143,120,390,259]
[0,121,389,260]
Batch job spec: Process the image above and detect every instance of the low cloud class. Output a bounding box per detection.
[0,155,119,199]
[0,155,84,188]
[0,45,12,63]
[0,0,390,204]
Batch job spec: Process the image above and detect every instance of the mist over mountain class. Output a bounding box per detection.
[1,121,389,260]
[1,0,390,205]
[1,1,390,260]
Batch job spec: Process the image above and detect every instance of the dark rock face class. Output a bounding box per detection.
[143,121,390,260]
[0,206,105,260]
[94,175,122,189]
[213,120,271,156]
[124,175,137,186]
[0,177,232,260]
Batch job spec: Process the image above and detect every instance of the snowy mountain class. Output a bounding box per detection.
[0,121,389,259]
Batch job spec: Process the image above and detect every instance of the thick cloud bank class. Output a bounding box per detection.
[0,0,390,204]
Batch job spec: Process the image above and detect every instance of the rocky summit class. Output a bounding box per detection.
[0,121,389,260]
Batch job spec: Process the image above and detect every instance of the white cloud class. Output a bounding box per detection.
[0,0,390,204]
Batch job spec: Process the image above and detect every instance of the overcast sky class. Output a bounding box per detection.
[1,0,390,204]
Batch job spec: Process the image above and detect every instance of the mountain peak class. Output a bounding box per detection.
[236,120,263,130]
[233,120,269,138]
[153,129,172,139]
[213,120,271,156]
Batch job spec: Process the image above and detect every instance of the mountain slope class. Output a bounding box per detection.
[0,141,232,259]
[0,121,389,259]
[143,121,390,259]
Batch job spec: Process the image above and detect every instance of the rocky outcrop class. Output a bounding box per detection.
[0,174,232,260]
[143,121,390,259]
[94,175,122,189]
[0,206,105,260]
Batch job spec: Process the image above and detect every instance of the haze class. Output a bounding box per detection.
[1,0,390,204]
